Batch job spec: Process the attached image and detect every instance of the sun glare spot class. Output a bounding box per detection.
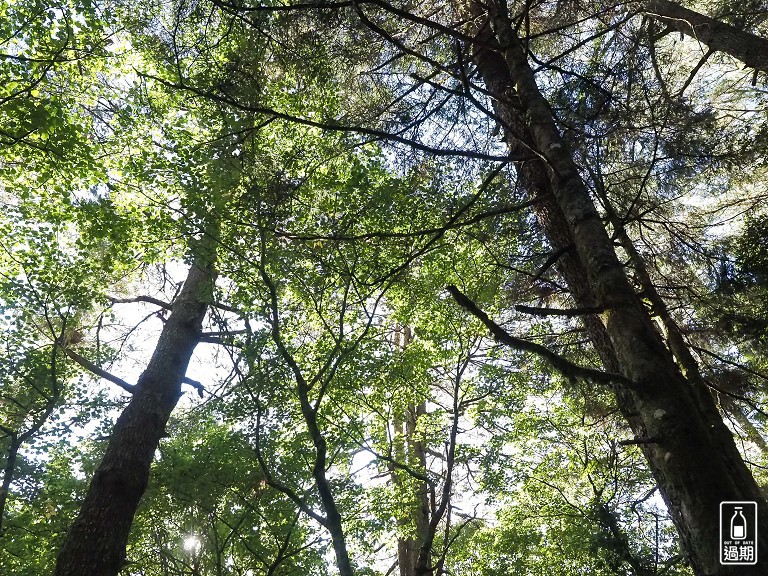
[183,535,202,553]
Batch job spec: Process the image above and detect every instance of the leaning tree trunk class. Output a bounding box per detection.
[471,35,652,522]
[54,237,216,576]
[467,2,768,574]
[470,4,640,422]
[642,0,768,73]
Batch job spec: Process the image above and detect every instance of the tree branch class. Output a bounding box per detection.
[514,304,605,317]
[64,349,135,393]
[446,285,630,386]
[182,377,206,398]
[141,73,518,163]
[108,295,172,310]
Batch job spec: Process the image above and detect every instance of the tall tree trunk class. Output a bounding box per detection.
[392,401,430,576]
[406,399,431,576]
[470,2,635,409]
[388,326,429,576]
[467,3,768,573]
[592,180,724,420]
[471,4,653,523]
[643,0,768,72]
[391,326,432,576]
[54,237,217,576]
[391,410,413,576]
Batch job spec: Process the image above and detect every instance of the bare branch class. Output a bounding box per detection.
[446,285,630,386]
[182,377,206,398]
[65,349,135,394]
[108,296,172,311]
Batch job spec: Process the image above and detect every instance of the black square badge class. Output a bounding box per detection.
[720,501,758,565]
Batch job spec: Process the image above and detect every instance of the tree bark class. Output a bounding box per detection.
[470,0,634,405]
[468,2,768,573]
[0,435,20,534]
[643,0,768,72]
[54,240,216,576]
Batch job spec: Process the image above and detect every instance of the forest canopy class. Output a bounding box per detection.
[1,1,768,575]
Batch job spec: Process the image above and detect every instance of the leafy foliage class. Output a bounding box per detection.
[2,0,768,574]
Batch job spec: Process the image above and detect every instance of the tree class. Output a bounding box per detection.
[54,236,217,575]
[462,3,768,573]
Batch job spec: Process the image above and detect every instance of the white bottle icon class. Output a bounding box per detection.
[731,507,747,540]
